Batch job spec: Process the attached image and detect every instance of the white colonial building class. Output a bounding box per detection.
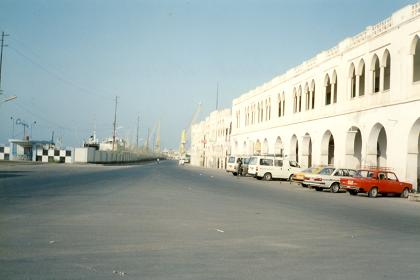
[190,109,232,169]
[230,4,420,190]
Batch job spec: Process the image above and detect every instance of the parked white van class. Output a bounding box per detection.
[247,156,302,181]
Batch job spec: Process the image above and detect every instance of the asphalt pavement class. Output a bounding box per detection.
[0,161,419,280]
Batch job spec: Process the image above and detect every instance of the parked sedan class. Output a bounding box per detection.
[304,167,357,193]
[292,166,325,187]
[340,169,413,198]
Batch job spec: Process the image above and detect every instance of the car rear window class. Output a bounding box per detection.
[228,157,236,163]
[243,158,250,164]
[319,167,335,175]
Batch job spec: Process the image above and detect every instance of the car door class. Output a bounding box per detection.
[273,159,284,178]
[386,172,402,193]
[377,172,390,193]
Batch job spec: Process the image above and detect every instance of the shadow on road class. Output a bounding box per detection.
[0,170,31,179]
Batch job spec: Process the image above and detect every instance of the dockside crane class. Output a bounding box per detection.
[179,103,202,157]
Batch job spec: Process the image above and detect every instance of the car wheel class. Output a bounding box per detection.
[263,173,272,181]
[330,183,340,193]
[288,174,293,182]
[233,172,237,176]
[301,183,307,188]
[315,187,323,192]
[348,190,358,196]
[401,188,409,198]
[368,187,378,198]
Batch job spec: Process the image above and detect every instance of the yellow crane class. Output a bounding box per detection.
[179,103,202,156]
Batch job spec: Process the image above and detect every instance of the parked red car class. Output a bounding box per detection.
[340,169,412,198]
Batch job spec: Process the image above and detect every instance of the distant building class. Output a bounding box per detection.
[194,4,420,191]
[191,109,232,169]
[230,4,420,190]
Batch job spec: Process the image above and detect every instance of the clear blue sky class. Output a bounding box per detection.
[0,0,416,149]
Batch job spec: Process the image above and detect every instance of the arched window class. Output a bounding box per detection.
[278,94,282,117]
[325,74,332,105]
[372,55,380,93]
[412,35,420,82]
[359,60,365,96]
[332,71,337,103]
[293,88,297,113]
[304,83,310,110]
[282,92,285,116]
[311,80,315,109]
[350,63,356,98]
[383,50,391,90]
[268,98,271,120]
[298,86,302,112]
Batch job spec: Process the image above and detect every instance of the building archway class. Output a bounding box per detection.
[371,54,380,93]
[382,49,391,90]
[407,118,420,191]
[274,136,284,157]
[255,140,261,155]
[321,130,335,165]
[301,133,312,168]
[358,59,366,96]
[248,140,254,155]
[345,126,362,168]
[290,135,299,162]
[262,138,269,155]
[367,123,387,167]
[410,35,420,82]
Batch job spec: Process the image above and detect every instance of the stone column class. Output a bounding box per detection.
[379,66,385,92]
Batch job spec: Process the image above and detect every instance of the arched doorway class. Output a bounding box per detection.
[301,133,312,168]
[274,136,284,157]
[407,118,420,191]
[262,138,269,155]
[345,126,362,168]
[367,123,387,167]
[321,130,335,165]
[255,140,261,155]
[290,135,299,162]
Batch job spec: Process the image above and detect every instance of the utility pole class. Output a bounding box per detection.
[136,115,140,149]
[0,31,10,91]
[112,96,118,151]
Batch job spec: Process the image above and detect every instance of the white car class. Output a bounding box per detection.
[247,156,302,181]
[304,167,357,193]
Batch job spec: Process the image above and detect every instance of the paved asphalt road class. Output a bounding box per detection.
[1,161,419,280]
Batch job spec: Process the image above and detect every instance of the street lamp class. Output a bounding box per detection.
[10,116,14,138]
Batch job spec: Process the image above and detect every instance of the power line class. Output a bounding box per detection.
[8,45,111,99]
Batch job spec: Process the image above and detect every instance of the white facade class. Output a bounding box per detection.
[230,4,420,190]
[191,109,232,169]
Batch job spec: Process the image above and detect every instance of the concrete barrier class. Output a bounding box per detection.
[74,147,160,164]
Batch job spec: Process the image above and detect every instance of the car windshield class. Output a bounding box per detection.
[243,158,250,164]
[228,156,236,163]
[319,167,335,175]
[248,157,258,165]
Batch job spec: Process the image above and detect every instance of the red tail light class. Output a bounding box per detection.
[314,178,322,181]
